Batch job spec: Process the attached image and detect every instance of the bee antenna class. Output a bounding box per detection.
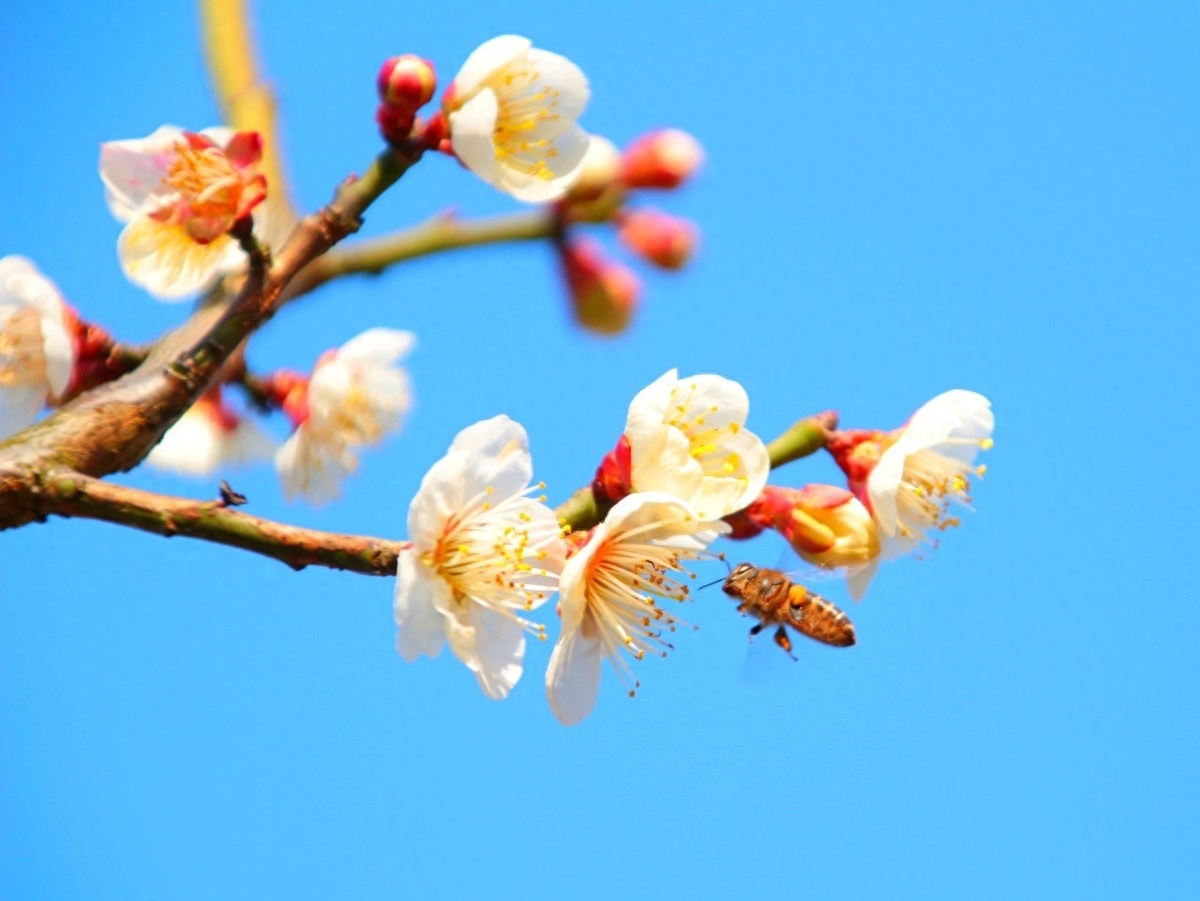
[698,574,726,591]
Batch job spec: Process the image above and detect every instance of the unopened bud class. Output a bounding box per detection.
[560,239,640,336]
[563,136,623,220]
[376,55,437,146]
[617,208,698,270]
[377,55,437,109]
[620,129,703,190]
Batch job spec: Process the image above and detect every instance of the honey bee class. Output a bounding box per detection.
[721,562,856,657]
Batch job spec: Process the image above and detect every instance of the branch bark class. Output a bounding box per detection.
[32,469,407,574]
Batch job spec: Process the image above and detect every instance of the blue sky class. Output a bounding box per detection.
[2,2,1198,898]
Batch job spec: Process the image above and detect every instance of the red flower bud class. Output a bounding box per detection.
[560,239,640,336]
[617,208,698,270]
[620,129,703,190]
[377,55,437,109]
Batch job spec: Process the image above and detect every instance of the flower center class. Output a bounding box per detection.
[896,446,989,539]
[486,65,562,180]
[160,143,248,241]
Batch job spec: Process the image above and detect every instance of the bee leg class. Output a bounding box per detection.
[774,627,797,661]
[748,622,765,642]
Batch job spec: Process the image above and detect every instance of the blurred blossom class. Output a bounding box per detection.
[275,328,415,504]
[444,35,591,202]
[546,491,727,726]
[0,256,74,439]
[620,128,703,190]
[394,415,564,699]
[617,208,698,270]
[560,239,639,335]
[100,126,267,300]
[146,389,275,477]
[623,369,770,520]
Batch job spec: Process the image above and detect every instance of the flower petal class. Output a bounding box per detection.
[336,328,416,367]
[394,551,449,661]
[99,125,185,221]
[452,34,532,95]
[546,621,603,726]
[0,384,44,441]
[449,90,502,186]
[118,218,241,300]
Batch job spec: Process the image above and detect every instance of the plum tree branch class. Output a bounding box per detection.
[34,468,408,574]
[283,207,558,300]
[199,0,299,240]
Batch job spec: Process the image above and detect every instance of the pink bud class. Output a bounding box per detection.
[620,129,703,190]
[560,239,640,336]
[377,55,437,109]
[617,208,698,270]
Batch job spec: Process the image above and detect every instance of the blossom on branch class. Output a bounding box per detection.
[146,388,276,477]
[830,390,994,558]
[546,491,727,726]
[394,415,564,699]
[618,369,770,520]
[443,35,591,202]
[746,484,882,600]
[100,126,267,300]
[0,256,75,439]
[275,328,415,505]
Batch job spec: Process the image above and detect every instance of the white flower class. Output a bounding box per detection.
[146,391,276,476]
[100,126,267,300]
[0,256,74,440]
[445,35,591,202]
[867,389,994,556]
[546,491,728,726]
[394,415,564,699]
[276,328,415,504]
[624,369,770,520]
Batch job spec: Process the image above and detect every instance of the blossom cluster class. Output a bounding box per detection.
[391,373,994,725]
[0,33,996,729]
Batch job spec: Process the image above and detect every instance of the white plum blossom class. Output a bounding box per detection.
[394,415,564,699]
[445,35,591,202]
[546,491,727,726]
[867,389,994,557]
[146,391,276,477]
[100,126,267,300]
[276,328,415,504]
[624,369,770,520]
[0,256,74,440]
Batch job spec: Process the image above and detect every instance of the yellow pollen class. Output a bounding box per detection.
[980,438,994,450]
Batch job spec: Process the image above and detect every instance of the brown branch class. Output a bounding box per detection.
[34,468,408,575]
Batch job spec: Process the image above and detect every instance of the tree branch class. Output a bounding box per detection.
[35,468,408,575]
[284,207,558,300]
[198,0,299,240]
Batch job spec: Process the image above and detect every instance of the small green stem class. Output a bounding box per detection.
[766,411,838,469]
